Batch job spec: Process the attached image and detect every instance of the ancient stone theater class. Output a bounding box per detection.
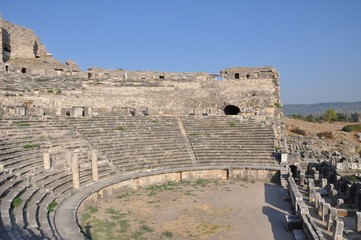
[0,18,289,239]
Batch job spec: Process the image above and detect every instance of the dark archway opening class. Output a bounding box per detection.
[290,165,298,178]
[235,73,240,79]
[21,68,27,74]
[224,105,240,115]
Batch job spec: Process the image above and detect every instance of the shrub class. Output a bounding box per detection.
[342,124,361,133]
[162,231,174,238]
[115,126,125,131]
[12,197,22,208]
[23,143,40,149]
[316,131,334,139]
[290,127,307,136]
[274,103,283,109]
[346,175,360,183]
[140,224,153,232]
[14,122,31,127]
[48,200,58,212]
[189,132,198,138]
[229,121,237,127]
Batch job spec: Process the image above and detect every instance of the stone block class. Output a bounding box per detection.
[356,212,361,232]
[332,218,344,240]
[327,207,337,231]
[299,172,305,187]
[322,203,331,221]
[315,193,322,209]
[309,186,316,204]
[337,198,344,208]
[314,171,320,182]
[285,215,302,231]
[308,178,315,191]
[321,178,327,188]
[336,209,348,218]
[329,184,334,197]
[318,199,325,217]
[43,152,50,170]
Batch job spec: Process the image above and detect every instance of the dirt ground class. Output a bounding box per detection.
[284,117,361,157]
[80,179,294,240]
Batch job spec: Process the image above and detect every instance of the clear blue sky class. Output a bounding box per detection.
[1,0,361,104]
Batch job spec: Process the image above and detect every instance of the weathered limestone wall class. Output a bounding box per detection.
[0,19,283,131]
[87,68,208,82]
[2,20,48,60]
[0,19,83,76]
[0,18,4,71]
[220,66,278,80]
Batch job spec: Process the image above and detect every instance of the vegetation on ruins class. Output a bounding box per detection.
[342,124,361,133]
[316,131,334,139]
[189,132,198,138]
[289,127,307,136]
[162,231,174,238]
[14,122,31,127]
[151,119,159,124]
[229,121,237,127]
[115,126,125,131]
[345,175,360,183]
[12,197,22,208]
[48,200,58,212]
[80,179,234,239]
[275,103,283,109]
[23,143,40,149]
[291,109,359,123]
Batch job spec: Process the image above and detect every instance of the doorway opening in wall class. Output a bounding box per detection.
[5,66,9,72]
[21,68,27,74]
[224,105,240,115]
[235,73,240,80]
[290,165,297,177]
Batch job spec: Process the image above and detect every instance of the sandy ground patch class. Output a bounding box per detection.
[80,179,294,240]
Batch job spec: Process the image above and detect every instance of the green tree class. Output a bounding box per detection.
[350,113,360,123]
[336,112,348,122]
[323,109,337,122]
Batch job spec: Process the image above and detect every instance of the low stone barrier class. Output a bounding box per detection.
[288,175,326,240]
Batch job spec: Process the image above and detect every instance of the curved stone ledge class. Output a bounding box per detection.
[54,165,282,239]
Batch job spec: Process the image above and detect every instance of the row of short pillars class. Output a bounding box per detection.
[43,149,99,190]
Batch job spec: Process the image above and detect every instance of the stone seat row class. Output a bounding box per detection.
[0,160,116,240]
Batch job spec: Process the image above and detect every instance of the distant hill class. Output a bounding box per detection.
[283,101,361,116]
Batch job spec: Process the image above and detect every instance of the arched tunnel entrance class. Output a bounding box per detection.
[224,105,240,115]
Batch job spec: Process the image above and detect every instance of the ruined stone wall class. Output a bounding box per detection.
[0,19,283,126]
[0,18,4,71]
[2,20,48,60]
[0,19,83,76]
[0,67,281,122]
[220,66,278,80]
[87,67,209,82]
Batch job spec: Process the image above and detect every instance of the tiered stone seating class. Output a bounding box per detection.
[0,72,83,94]
[182,116,277,166]
[68,116,195,174]
[0,115,278,239]
[0,117,117,239]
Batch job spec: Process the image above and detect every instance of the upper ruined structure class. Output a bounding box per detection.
[0,18,81,76]
[0,19,283,127]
